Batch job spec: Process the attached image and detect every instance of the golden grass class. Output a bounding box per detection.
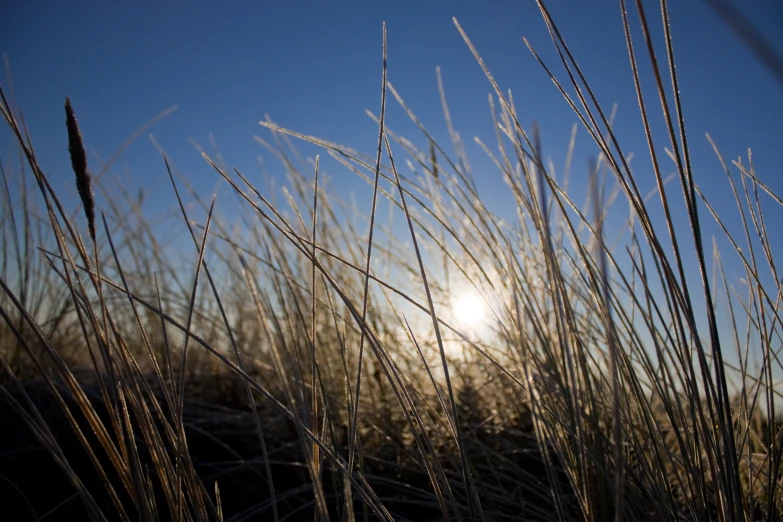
[1,1,782,521]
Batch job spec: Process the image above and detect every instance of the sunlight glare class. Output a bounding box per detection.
[453,291,486,330]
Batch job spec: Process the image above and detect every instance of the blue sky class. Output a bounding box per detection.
[3,1,781,195]
[2,1,782,319]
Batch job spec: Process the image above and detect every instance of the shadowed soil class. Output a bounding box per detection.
[0,377,573,521]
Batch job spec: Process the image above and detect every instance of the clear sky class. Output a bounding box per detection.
[2,0,782,294]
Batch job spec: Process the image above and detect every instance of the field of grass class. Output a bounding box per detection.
[2,2,782,521]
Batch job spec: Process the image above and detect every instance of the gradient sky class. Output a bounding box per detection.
[2,1,782,305]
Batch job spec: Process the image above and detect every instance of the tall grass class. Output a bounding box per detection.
[2,1,782,521]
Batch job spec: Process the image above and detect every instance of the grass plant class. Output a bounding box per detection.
[1,1,782,521]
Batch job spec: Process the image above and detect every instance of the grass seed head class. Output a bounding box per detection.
[65,96,96,242]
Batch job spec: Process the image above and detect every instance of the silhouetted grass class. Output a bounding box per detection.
[1,2,782,521]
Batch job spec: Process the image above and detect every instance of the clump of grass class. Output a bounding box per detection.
[1,1,782,521]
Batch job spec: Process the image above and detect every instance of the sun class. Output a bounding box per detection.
[452,290,486,330]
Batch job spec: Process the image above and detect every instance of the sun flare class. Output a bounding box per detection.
[452,291,486,330]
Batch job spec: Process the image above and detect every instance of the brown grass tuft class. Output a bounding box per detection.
[65,96,95,242]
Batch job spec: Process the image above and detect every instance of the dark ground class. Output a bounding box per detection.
[0,377,572,521]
